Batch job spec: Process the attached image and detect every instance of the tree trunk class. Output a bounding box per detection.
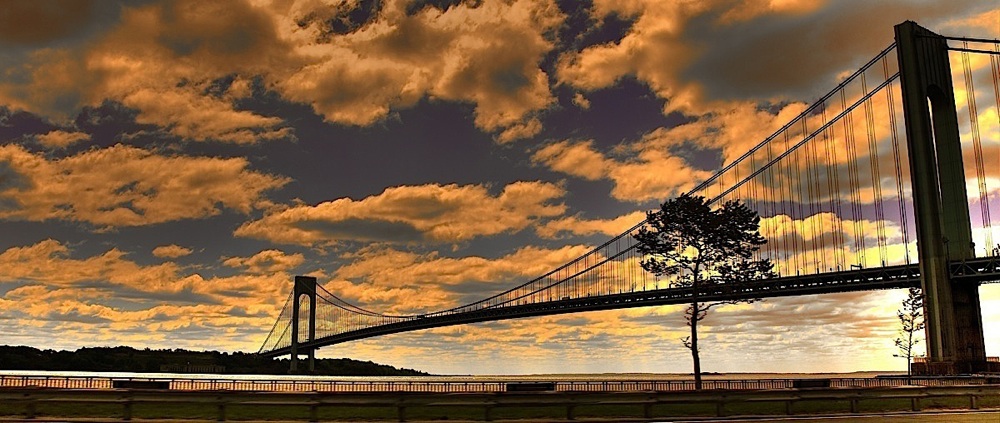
[691,300,702,390]
[906,329,913,377]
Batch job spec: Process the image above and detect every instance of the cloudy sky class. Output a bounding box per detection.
[0,0,998,375]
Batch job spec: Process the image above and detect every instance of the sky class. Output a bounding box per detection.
[0,0,998,375]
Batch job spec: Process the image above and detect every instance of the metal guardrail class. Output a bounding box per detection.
[1,374,996,393]
[0,384,997,421]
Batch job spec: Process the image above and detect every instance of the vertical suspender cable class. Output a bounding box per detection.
[884,55,911,265]
[842,90,864,267]
[862,72,889,265]
[961,44,993,256]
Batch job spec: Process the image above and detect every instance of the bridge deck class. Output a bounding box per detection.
[259,257,999,357]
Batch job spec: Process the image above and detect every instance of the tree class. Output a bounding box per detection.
[893,287,925,377]
[634,194,775,390]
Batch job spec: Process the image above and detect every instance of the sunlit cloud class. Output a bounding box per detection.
[538,211,647,239]
[35,130,91,149]
[152,245,193,259]
[236,181,566,246]
[562,0,992,115]
[0,0,564,143]
[0,239,295,351]
[223,249,305,274]
[0,144,289,228]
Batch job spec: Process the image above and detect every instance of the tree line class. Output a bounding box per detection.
[0,345,428,376]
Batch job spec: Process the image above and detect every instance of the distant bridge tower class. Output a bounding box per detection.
[895,21,986,374]
[290,275,317,373]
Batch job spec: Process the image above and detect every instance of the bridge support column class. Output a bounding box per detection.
[895,21,986,374]
[290,276,317,374]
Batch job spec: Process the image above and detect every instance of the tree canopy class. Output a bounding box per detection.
[634,193,775,389]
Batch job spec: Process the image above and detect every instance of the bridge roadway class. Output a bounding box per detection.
[259,257,1000,358]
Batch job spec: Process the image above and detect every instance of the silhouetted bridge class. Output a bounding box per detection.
[261,259,999,359]
[259,22,1000,374]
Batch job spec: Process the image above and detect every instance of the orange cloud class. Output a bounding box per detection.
[236,181,566,245]
[0,144,289,228]
[0,0,564,143]
[564,0,985,115]
[538,211,647,239]
[35,130,91,148]
[0,0,95,45]
[152,245,193,259]
[223,249,305,274]
[0,1,295,142]
[274,0,563,142]
[533,136,714,202]
[0,239,297,351]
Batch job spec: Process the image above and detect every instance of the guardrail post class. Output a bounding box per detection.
[911,397,921,411]
[484,403,493,421]
[217,396,226,422]
[309,394,319,422]
[849,397,858,413]
[969,394,978,410]
[785,400,793,415]
[122,393,133,421]
[24,393,35,419]
[715,399,725,417]
[566,403,575,420]
[397,399,406,422]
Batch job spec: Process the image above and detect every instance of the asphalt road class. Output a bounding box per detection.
[657,410,1000,422]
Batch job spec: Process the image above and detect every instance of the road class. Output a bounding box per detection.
[659,410,1000,422]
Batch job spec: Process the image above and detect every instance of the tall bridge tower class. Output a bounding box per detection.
[895,21,986,374]
[290,275,317,373]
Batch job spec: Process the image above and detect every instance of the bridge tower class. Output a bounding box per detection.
[895,21,986,374]
[290,275,317,373]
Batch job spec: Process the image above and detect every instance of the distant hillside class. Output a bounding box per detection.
[0,345,428,376]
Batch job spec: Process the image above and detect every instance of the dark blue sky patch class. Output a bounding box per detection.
[405,0,477,16]
[540,78,684,149]
[0,107,56,145]
[669,141,724,171]
[0,160,27,195]
[73,101,154,150]
[293,217,427,244]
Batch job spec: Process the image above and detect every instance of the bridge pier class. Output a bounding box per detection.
[290,276,317,374]
[895,21,987,374]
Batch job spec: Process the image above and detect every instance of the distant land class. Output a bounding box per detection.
[0,346,428,376]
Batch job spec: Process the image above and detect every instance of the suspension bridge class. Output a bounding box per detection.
[258,22,1000,375]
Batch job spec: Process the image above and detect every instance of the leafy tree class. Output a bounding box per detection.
[893,287,925,377]
[634,194,775,390]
